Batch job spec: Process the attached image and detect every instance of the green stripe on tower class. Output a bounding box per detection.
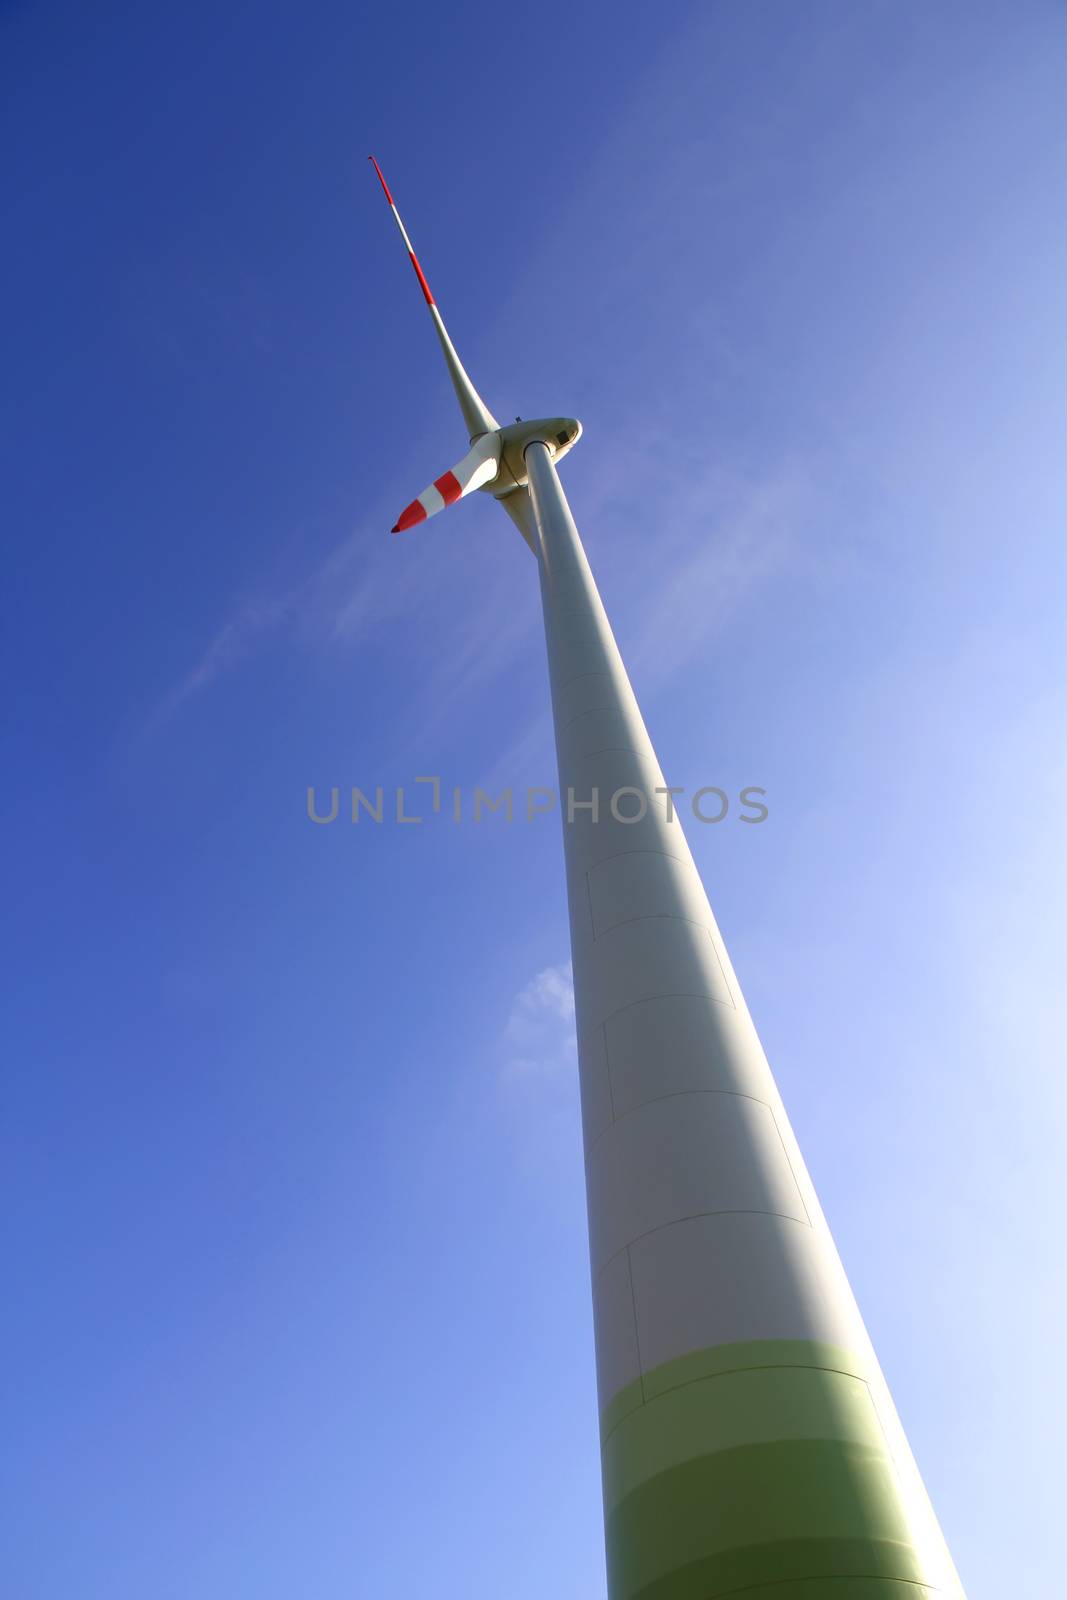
[602,1341,944,1600]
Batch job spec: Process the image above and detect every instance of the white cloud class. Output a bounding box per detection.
[503,961,576,1080]
[508,962,575,1027]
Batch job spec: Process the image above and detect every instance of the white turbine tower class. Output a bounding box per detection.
[369,157,965,1600]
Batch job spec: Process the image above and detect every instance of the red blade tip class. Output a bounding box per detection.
[368,155,394,205]
[392,499,427,534]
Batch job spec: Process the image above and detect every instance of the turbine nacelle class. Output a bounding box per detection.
[486,415,583,498]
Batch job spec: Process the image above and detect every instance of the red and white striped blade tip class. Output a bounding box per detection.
[368,154,434,307]
[391,470,464,534]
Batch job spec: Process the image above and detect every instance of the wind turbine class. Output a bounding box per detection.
[369,156,965,1600]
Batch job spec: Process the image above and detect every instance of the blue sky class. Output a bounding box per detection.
[3,2,1066,1594]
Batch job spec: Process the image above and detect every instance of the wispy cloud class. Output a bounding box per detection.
[632,465,807,685]
[150,511,417,723]
[151,479,542,756]
[159,595,296,716]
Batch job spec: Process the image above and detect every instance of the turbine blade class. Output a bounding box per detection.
[391,434,501,533]
[369,156,499,442]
